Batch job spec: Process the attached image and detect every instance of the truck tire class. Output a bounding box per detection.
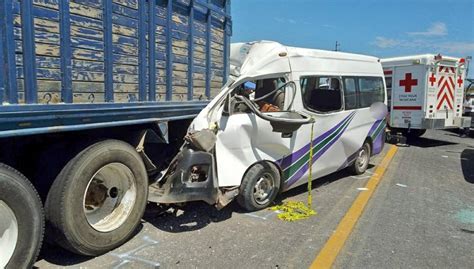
[348,141,371,175]
[0,163,44,269]
[45,140,148,256]
[237,162,281,211]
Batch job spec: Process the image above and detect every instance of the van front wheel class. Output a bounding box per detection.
[237,162,281,211]
[349,142,371,175]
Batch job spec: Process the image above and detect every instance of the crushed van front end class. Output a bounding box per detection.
[148,145,219,205]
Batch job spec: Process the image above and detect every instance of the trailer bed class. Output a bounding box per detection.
[0,0,232,137]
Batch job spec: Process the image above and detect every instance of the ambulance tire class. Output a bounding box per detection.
[45,140,148,256]
[237,162,281,212]
[0,163,44,269]
[348,141,371,175]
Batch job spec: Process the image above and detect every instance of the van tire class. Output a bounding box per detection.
[348,142,371,175]
[0,164,44,269]
[237,162,280,211]
[45,140,148,256]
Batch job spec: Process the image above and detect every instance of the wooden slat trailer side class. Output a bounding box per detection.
[0,0,232,267]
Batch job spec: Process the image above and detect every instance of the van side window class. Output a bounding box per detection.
[343,78,357,110]
[358,77,385,108]
[301,76,343,113]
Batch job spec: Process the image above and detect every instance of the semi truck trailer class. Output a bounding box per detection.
[0,0,231,267]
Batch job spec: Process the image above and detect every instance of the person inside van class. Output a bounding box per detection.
[255,79,285,112]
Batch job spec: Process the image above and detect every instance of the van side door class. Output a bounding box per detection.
[280,76,355,189]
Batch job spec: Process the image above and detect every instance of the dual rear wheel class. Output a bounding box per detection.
[1,139,150,267]
[0,164,44,269]
[45,140,148,256]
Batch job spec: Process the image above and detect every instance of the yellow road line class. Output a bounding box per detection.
[310,145,398,269]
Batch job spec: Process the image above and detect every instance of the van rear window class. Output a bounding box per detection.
[342,76,385,110]
[358,77,385,108]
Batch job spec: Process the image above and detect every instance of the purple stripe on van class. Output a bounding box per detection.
[284,113,356,189]
[278,111,356,170]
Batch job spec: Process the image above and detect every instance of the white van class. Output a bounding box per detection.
[149,41,388,211]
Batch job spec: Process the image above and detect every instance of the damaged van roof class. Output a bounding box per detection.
[230,41,382,78]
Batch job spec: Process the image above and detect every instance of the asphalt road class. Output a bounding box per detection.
[335,130,474,269]
[35,130,474,269]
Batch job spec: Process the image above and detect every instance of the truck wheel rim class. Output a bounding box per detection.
[0,201,18,268]
[253,173,274,205]
[83,163,137,233]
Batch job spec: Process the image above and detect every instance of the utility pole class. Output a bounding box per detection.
[465,56,472,79]
[335,41,340,52]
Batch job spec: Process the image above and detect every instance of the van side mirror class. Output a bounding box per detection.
[268,111,313,133]
[233,95,314,134]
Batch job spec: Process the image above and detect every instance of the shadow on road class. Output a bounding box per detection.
[144,163,374,232]
[461,149,474,184]
[408,137,458,148]
[36,243,94,267]
[37,223,144,266]
[144,201,234,233]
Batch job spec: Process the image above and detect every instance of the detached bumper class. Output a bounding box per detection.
[148,148,218,205]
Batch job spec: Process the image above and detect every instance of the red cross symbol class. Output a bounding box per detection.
[457,76,463,88]
[429,73,436,87]
[399,73,418,92]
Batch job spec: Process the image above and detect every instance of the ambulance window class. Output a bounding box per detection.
[358,77,385,108]
[301,76,343,113]
[385,77,392,89]
[343,78,357,110]
[385,77,392,111]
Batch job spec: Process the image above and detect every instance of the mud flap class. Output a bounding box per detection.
[148,147,219,205]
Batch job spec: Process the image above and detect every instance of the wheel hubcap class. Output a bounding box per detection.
[253,173,274,205]
[0,201,18,268]
[356,146,369,169]
[83,163,137,232]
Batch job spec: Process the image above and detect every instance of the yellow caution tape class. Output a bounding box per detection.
[307,120,315,209]
[271,201,316,221]
[272,120,317,222]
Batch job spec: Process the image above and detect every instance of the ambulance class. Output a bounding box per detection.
[381,54,471,138]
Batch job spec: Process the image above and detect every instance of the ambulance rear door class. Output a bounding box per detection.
[430,65,461,126]
[390,65,426,129]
